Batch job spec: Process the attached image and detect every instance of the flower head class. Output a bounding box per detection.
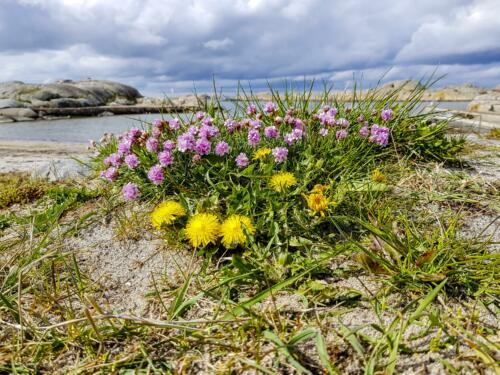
[336,130,348,140]
[158,151,174,166]
[185,213,220,248]
[169,118,181,130]
[264,126,279,139]
[117,140,132,155]
[253,147,272,160]
[272,147,288,163]
[124,154,139,169]
[146,137,159,152]
[177,132,196,152]
[369,125,390,146]
[247,129,261,147]
[381,109,393,122]
[359,126,369,137]
[148,165,164,185]
[235,153,250,168]
[100,167,118,182]
[215,141,230,156]
[246,103,257,115]
[163,140,176,151]
[220,215,255,248]
[371,169,387,183]
[304,192,332,216]
[269,172,297,192]
[319,128,329,137]
[195,138,211,155]
[122,182,139,201]
[151,201,186,229]
[264,102,278,114]
[104,153,121,167]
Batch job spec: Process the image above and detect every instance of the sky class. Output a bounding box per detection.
[1,0,499,95]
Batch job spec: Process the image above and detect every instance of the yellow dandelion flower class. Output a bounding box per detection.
[253,147,272,160]
[185,213,220,248]
[371,169,387,183]
[220,215,255,248]
[151,201,186,229]
[311,184,329,193]
[269,172,297,192]
[303,192,333,216]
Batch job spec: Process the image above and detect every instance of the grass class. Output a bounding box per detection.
[0,82,499,374]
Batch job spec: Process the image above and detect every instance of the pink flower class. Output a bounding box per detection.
[264,126,279,139]
[272,147,288,163]
[195,138,211,155]
[158,151,174,166]
[336,130,348,140]
[246,104,257,115]
[152,119,162,127]
[122,182,139,201]
[319,128,329,137]
[146,137,159,152]
[169,118,181,130]
[177,132,196,152]
[264,102,278,114]
[248,129,261,147]
[249,119,262,129]
[224,119,239,133]
[215,141,230,156]
[359,126,369,138]
[128,127,142,139]
[294,119,304,129]
[148,165,164,185]
[336,118,350,128]
[369,125,390,146]
[196,111,205,120]
[199,125,219,139]
[235,153,249,168]
[124,154,139,169]
[117,140,132,155]
[100,167,119,181]
[104,153,121,167]
[163,140,176,151]
[381,109,393,122]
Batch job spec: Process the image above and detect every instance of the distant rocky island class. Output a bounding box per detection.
[0,80,208,123]
[0,79,499,123]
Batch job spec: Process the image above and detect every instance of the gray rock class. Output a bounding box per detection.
[0,99,26,108]
[73,80,141,103]
[98,111,115,117]
[468,93,500,112]
[0,115,14,123]
[32,159,91,181]
[0,107,38,119]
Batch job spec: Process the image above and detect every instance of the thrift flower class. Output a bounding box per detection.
[163,140,176,151]
[128,127,142,139]
[319,128,329,137]
[177,132,196,152]
[272,147,288,163]
[158,151,174,166]
[269,172,297,192]
[381,109,394,122]
[249,119,262,129]
[215,141,230,156]
[246,103,257,115]
[151,201,186,229]
[370,125,390,146]
[117,140,132,155]
[235,153,250,168]
[148,165,164,185]
[247,129,261,147]
[336,130,348,140]
[100,167,118,182]
[359,126,369,137]
[264,126,279,139]
[104,153,121,167]
[185,213,221,248]
[220,215,255,248]
[169,118,181,130]
[124,154,139,169]
[146,137,159,152]
[195,138,211,155]
[122,182,139,201]
[196,111,205,120]
[336,118,350,128]
[264,101,278,114]
[224,119,239,133]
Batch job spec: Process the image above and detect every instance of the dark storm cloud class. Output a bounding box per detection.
[0,0,498,94]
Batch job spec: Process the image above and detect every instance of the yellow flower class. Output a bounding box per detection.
[311,184,329,193]
[151,201,186,229]
[303,192,333,216]
[371,169,387,183]
[220,215,255,248]
[269,172,297,192]
[185,213,220,248]
[253,147,272,160]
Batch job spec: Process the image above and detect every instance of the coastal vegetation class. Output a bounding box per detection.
[0,81,498,374]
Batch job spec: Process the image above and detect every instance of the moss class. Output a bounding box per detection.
[0,173,49,209]
[486,128,500,140]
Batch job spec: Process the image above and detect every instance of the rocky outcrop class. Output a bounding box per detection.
[0,80,206,121]
[468,93,500,112]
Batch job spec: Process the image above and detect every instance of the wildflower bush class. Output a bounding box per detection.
[93,82,464,258]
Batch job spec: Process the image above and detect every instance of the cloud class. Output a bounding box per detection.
[0,0,498,94]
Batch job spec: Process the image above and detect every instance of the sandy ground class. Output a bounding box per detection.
[0,140,90,179]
